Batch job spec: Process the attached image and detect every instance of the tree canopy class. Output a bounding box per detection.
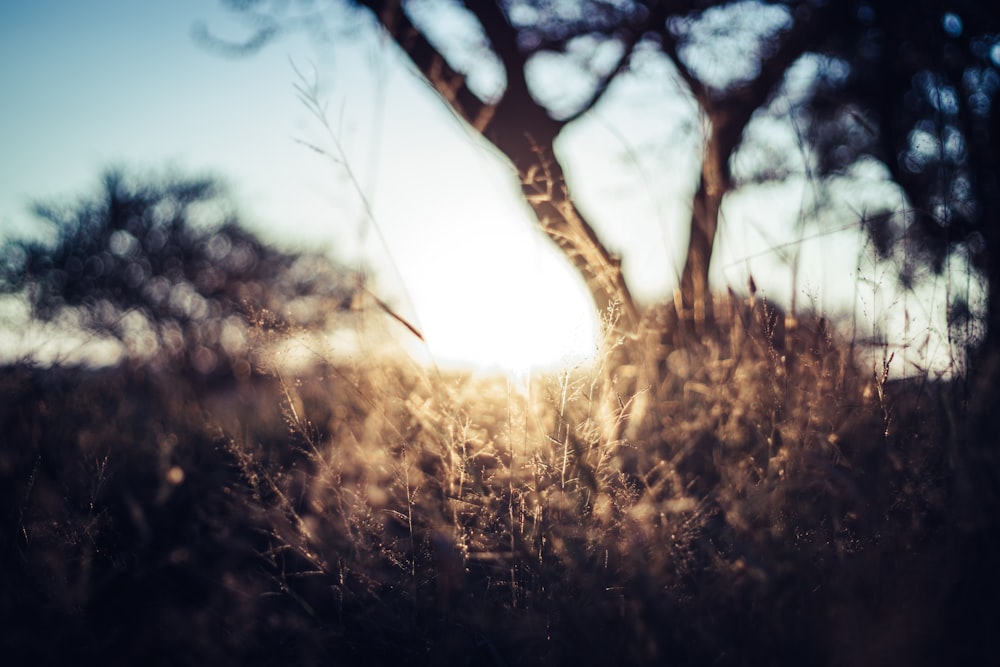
[0,168,359,376]
[207,0,1000,361]
[800,0,1000,350]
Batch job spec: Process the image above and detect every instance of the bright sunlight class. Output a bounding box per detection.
[323,82,606,377]
[383,209,601,375]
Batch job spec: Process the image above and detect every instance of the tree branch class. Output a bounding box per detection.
[355,0,496,131]
[655,9,710,107]
[722,2,830,151]
[561,29,648,125]
[461,0,539,126]
[357,0,639,330]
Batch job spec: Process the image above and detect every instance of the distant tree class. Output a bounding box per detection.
[0,168,359,377]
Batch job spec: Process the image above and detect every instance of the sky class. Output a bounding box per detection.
[0,1,961,376]
[0,1,604,372]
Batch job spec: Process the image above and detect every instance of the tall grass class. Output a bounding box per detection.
[4,283,980,665]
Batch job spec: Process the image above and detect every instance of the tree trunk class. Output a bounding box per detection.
[661,4,829,338]
[677,126,729,334]
[487,99,638,330]
[363,0,640,333]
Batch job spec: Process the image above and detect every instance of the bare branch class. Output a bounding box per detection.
[462,0,536,118]
[722,3,831,149]
[357,0,639,330]
[561,29,647,124]
[355,0,494,130]
[657,29,709,107]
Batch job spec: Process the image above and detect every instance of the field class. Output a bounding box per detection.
[1,295,998,666]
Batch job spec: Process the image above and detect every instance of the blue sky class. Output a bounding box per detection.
[0,2,321,240]
[0,1,960,375]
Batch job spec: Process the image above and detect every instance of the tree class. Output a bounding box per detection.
[206,0,1000,359]
[202,1,847,335]
[0,168,359,377]
[796,0,1000,360]
[346,0,647,332]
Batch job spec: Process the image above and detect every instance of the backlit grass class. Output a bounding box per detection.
[0,292,995,666]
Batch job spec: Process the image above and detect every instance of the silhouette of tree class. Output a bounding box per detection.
[0,168,358,377]
[205,0,1000,355]
[200,1,852,335]
[794,0,1000,358]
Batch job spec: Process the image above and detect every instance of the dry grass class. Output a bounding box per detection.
[0,291,993,666]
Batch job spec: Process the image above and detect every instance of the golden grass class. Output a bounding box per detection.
[2,290,985,665]
[204,290,957,663]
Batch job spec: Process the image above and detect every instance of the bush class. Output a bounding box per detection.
[0,168,358,378]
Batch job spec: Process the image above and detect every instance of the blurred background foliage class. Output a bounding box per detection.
[0,167,360,378]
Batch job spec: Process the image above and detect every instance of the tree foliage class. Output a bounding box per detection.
[798,0,1000,347]
[0,168,358,376]
[206,0,1000,355]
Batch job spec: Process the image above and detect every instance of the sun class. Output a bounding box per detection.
[411,250,600,376]
[328,104,606,378]
[377,221,602,378]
